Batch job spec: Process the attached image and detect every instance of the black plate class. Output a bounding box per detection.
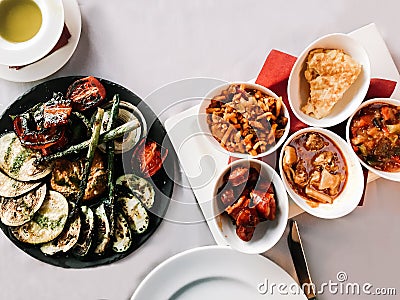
[0,76,175,268]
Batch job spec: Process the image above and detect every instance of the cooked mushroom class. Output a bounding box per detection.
[293,160,308,188]
[305,133,326,151]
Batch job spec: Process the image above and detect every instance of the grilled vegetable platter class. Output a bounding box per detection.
[0,76,174,268]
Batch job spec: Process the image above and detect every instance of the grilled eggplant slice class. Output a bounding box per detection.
[11,191,68,244]
[112,212,132,253]
[0,170,41,198]
[0,184,46,226]
[93,204,111,254]
[40,212,81,255]
[116,174,155,209]
[0,132,53,182]
[73,206,95,257]
[118,195,149,234]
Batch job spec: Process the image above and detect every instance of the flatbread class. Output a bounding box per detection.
[302,49,362,119]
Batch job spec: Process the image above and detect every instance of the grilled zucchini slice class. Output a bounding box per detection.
[0,169,41,198]
[40,212,81,255]
[11,191,68,244]
[93,204,111,254]
[73,206,95,257]
[116,174,155,209]
[112,212,132,253]
[118,195,149,234]
[0,183,46,226]
[0,132,53,182]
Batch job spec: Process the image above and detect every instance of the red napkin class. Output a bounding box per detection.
[9,24,71,70]
[228,49,397,206]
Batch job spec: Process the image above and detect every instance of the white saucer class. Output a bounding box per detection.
[0,0,81,83]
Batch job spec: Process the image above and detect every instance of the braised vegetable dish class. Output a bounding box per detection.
[217,165,277,242]
[206,84,288,156]
[282,132,347,207]
[350,102,400,172]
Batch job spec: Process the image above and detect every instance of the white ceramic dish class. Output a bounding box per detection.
[131,246,307,299]
[165,24,400,245]
[0,0,64,66]
[288,33,371,128]
[211,159,288,254]
[198,82,290,159]
[0,0,80,82]
[279,127,364,219]
[346,98,400,182]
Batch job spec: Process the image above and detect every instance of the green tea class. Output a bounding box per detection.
[0,0,42,43]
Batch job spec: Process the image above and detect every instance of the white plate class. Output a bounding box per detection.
[0,0,64,66]
[346,98,400,182]
[131,246,307,299]
[279,127,364,219]
[287,33,371,128]
[0,0,81,82]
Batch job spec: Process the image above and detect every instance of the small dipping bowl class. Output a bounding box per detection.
[0,0,64,66]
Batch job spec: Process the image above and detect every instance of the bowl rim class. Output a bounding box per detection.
[211,158,289,254]
[346,97,400,182]
[198,81,291,159]
[279,127,364,219]
[287,32,371,128]
[0,0,65,66]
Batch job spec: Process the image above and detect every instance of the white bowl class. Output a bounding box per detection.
[279,127,364,219]
[288,33,371,127]
[346,98,400,182]
[0,0,64,66]
[211,159,288,254]
[198,82,290,159]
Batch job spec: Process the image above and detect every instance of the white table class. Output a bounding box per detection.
[1,1,399,299]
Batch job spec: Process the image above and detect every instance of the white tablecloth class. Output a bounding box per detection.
[0,1,399,299]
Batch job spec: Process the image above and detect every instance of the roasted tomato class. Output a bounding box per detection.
[132,139,168,177]
[66,76,106,111]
